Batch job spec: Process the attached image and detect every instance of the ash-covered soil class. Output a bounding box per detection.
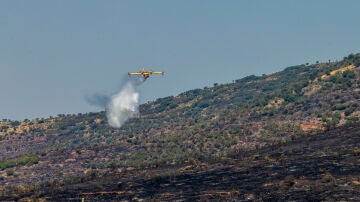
[36,124,360,201]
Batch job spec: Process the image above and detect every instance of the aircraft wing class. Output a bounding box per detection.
[150,71,164,75]
[128,72,143,75]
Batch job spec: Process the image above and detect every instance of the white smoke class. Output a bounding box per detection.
[106,78,143,128]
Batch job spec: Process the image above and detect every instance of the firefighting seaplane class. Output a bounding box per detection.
[128,68,165,80]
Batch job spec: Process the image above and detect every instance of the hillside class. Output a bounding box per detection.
[17,123,360,201]
[0,53,360,200]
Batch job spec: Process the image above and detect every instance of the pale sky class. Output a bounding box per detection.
[1,0,360,120]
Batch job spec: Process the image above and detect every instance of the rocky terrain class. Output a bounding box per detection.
[2,123,359,201]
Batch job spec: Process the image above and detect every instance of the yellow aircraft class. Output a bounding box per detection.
[128,68,164,79]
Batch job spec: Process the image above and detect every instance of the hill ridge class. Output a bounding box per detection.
[0,53,360,200]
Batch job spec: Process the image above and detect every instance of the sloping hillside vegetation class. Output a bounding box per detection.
[0,53,360,200]
[2,123,360,201]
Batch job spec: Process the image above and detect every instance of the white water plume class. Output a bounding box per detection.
[106,78,143,128]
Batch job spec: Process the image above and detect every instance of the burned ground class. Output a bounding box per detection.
[8,123,358,201]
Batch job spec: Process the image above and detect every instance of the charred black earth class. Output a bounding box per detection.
[21,123,360,201]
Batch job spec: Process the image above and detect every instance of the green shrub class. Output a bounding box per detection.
[6,169,14,176]
[332,103,348,111]
[0,154,39,170]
